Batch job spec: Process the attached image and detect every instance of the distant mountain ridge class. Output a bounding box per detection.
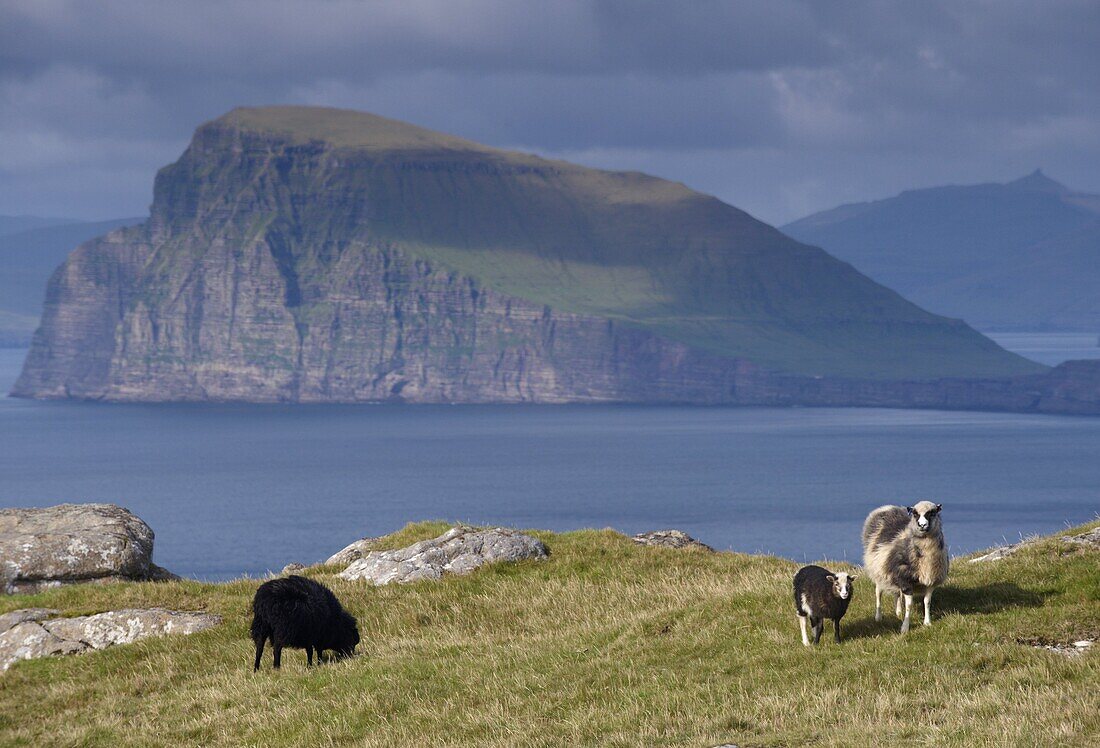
[13,106,1040,404]
[783,170,1100,331]
[0,217,142,346]
[0,215,79,238]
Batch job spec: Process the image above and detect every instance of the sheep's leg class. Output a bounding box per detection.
[874,585,883,622]
[307,646,314,666]
[834,618,842,644]
[253,637,265,672]
[923,590,933,626]
[799,616,810,646]
[900,594,913,634]
[273,643,283,669]
[812,618,824,645]
[895,593,903,618]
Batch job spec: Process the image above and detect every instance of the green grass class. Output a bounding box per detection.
[221,106,501,154]
[2,521,1096,747]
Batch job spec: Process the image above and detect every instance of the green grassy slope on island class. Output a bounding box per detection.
[1,520,1097,746]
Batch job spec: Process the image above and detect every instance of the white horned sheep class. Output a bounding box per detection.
[793,564,856,645]
[862,501,949,633]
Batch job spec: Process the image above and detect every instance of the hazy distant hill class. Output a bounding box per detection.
[783,171,1100,331]
[14,106,1039,403]
[0,218,142,345]
[0,215,78,238]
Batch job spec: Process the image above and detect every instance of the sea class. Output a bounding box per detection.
[2,333,1097,580]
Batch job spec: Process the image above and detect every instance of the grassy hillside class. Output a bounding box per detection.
[1,520,1096,746]
[782,171,1100,332]
[180,106,1042,380]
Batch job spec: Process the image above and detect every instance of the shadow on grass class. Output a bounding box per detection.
[837,583,1045,641]
[934,582,1044,615]
[841,615,900,640]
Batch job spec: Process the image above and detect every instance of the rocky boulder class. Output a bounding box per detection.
[0,607,220,672]
[339,526,548,585]
[632,530,713,551]
[0,504,178,594]
[325,536,383,566]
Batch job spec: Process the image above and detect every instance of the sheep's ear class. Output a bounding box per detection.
[906,506,915,516]
[826,574,836,582]
[849,573,859,581]
[936,503,943,512]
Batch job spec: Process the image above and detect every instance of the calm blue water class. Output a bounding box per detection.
[0,347,1097,579]
[985,331,1100,366]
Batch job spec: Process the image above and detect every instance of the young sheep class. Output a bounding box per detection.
[862,501,949,633]
[793,565,856,645]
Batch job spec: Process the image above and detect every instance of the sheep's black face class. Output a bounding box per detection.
[907,501,942,535]
[334,613,360,659]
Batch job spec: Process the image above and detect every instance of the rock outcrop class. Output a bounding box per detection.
[339,526,548,585]
[1060,526,1100,549]
[0,504,177,594]
[1018,635,1095,658]
[969,526,1099,563]
[968,540,1034,563]
[325,536,384,566]
[632,530,713,551]
[16,104,1073,410]
[0,607,220,672]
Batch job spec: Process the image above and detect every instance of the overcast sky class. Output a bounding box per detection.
[2,0,1098,226]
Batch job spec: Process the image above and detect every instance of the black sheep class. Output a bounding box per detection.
[251,575,360,670]
[792,565,856,645]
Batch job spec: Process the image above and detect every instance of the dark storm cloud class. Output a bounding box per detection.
[1,0,1098,223]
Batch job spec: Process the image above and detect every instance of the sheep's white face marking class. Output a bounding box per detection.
[832,572,855,600]
[907,500,942,536]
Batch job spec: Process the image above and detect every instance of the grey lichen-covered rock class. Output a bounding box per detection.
[339,526,548,585]
[325,537,384,566]
[1019,636,1095,658]
[0,608,220,672]
[632,530,713,551]
[968,542,1028,563]
[0,503,179,594]
[280,562,306,575]
[1042,640,1093,657]
[0,608,59,634]
[1061,527,1100,549]
[970,527,1099,563]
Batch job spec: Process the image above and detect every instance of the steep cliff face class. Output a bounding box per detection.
[14,231,753,403]
[14,106,1045,404]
